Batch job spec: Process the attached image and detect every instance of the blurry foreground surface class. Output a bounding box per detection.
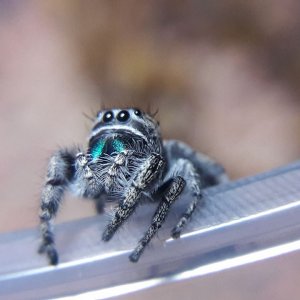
[0,0,300,233]
[118,250,300,300]
[1,161,300,299]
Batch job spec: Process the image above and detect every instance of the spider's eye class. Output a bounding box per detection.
[134,109,142,117]
[103,111,114,123]
[117,110,130,122]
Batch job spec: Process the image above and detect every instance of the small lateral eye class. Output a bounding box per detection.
[117,110,130,122]
[134,109,142,117]
[103,111,114,123]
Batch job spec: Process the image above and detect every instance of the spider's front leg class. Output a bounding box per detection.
[129,176,185,262]
[102,153,165,241]
[39,150,99,265]
[129,158,202,262]
[38,149,76,265]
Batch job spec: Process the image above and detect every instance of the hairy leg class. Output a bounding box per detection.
[168,158,203,238]
[129,176,185,262]
[102,153,164,241]
[163,141,229,238]
[39,149,76,265]
[39,150,101,265]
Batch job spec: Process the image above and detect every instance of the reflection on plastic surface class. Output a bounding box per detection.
[1,161,300,299]
[58,239,300,300]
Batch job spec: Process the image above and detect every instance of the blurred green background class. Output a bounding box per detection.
[1,0,300,233]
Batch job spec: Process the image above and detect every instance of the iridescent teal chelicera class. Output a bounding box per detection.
[91,139,106,160]
[113,139,125,153]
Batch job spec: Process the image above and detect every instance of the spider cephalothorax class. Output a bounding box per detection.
[39,108,227,264]
[87,109,163,192]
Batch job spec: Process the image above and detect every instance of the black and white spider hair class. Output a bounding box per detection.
[39,108,228,264]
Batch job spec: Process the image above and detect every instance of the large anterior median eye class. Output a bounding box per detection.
[91,139,106,160]
[117,110,130,122]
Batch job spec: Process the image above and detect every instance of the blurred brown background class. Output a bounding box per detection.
[1,0,300,233]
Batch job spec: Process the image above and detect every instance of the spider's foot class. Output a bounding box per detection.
[129,245,143,263]
[102,227,115,242]
[38,244,59,265]
[171,216,188,239]
[170,227,181,239]
[129,252,140,263]
[47,248,59,265]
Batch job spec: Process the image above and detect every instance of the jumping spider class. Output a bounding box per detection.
[39,108,228,264]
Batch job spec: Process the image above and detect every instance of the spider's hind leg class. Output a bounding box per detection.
[164,140,228,239]
[168,158,203,239]
[164,140,228,187]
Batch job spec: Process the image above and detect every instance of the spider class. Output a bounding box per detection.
[39,108,228,265]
